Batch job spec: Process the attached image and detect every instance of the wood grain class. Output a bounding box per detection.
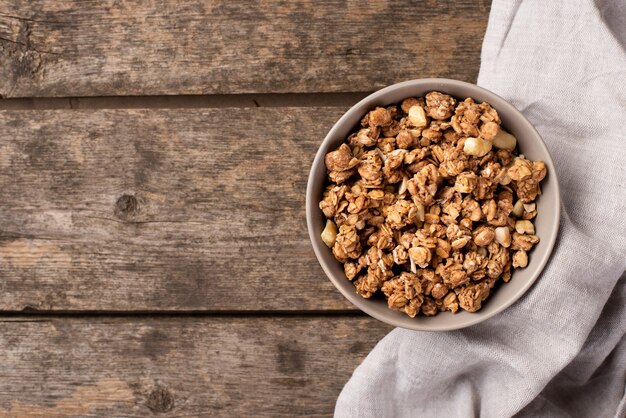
[0,316,392,417]
[0,107,359,311]
[0,0,490,98]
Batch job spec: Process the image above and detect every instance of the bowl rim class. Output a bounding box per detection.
[306,78,561,331]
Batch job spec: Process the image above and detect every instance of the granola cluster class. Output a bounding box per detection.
[319,92,547,317]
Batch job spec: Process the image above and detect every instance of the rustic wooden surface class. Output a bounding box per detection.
[0,0,489,98]
[0,316,391,417]
[0,0,489,415]
[0,107,356,311]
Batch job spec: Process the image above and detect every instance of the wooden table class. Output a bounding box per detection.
[0,1,489,416]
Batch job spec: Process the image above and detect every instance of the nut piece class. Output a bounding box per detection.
[515,220,535,235]
[398,176,409,195]
[408,105,428,128]
[451,236,471,249]
[474,227,495,246]
[512,200,525,217]
[522,202,537,220]
[512,250,528,268]
[412,200,426,223]
[494,227,511,248]
[493,129,517,151]
[463,137,493,157]
[408,246,431,268]
[321,220,338,248]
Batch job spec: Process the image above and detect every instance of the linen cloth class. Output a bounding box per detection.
[335,1,626,416]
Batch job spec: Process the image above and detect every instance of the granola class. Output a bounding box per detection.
[320,92,547,317]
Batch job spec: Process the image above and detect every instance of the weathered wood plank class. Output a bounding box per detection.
[0,316,392,417]
[0,0,490,98]
[0,107,356,311]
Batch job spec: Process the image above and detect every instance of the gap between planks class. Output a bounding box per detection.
[0,309,368,319]
[0,92,372,110]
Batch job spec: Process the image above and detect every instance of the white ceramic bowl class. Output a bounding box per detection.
[306,79,561,331]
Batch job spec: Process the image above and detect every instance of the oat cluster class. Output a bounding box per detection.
[319,92,547,317]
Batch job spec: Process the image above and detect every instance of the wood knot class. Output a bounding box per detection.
[276,343,305,374]
[146,386,174,413]
[114,194,139,220]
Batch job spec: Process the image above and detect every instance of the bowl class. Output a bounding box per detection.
[306,78,560,331]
